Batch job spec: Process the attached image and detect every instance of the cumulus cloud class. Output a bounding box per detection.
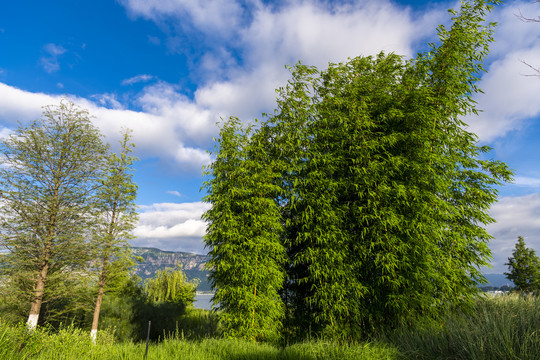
[115,0,446,127]
[1,0,450,171]
[133,202,210,253]
[0,83,58,124]
[119,0,245,39]
[242,1,442,68]
[0,83,214,171]
[467,1,540,142]
[486,194,540,273]
[468,48,540,141]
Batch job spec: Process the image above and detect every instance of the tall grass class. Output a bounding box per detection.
[0,322,398,360]
[0,294,537,359]
[390,293,540,360]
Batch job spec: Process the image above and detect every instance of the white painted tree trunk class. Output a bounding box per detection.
[26,313,39,330]
[90,329,97,343]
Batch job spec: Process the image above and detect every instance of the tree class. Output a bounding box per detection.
[505,236,540,293]
[202,117,286,342]
[203,0,512,342]
[269,0,512,339]
[0,100,108,329]
[144,266,196,306]
[90,129,138,341]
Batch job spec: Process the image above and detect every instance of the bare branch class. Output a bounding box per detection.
[519,59,540,77]
[515,4,540,23]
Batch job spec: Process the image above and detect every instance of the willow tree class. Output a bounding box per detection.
[144,266,196,306]
[90,129,138,341]
[202,117,286,342]
[0,100,108,329]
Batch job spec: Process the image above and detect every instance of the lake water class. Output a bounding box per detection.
[193,293,213,310]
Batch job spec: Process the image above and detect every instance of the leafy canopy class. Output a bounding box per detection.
[505,236,540,293]
[202,0,512,342]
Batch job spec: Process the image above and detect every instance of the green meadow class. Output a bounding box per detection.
[0,294,537,360]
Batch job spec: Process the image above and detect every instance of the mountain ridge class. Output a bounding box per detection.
[130,246,513,292]
[131,246,211,291]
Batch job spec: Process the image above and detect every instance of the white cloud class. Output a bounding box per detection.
[91,93,125,110]
[514,176,540,189]
[133,201,210,253]
[40,43,67,73]
[468,48,540,141]
[167,190,182,197]
[122,74,155,86]
[0,83,58,125]
[486,194,540,273]
[242,1,442,68]
[0,83,215,171]
[467,1,540,142]
[0,127,12,139]
[119,0,244,39]
[1,0,450,172]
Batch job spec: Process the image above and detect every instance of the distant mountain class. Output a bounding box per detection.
[131,247,211,292]
[482,273,513,288]
[129,246,514,293]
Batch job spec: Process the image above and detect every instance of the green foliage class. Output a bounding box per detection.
[505,236,540,293]
[202,117,286,342]
[144,266,196,306]
[0,270,94,327]
[93,129,139,279]
[90,129,139,338]
[202,0,512,343]
[389,293,540,360]
[1,294,538,359]
[0,321,399,360]
[0,99,109,327]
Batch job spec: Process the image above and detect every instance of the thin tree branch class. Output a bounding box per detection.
[519,59,540,77]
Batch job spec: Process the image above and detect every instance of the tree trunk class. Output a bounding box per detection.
[27,263,49,330]
[91,257,108,343]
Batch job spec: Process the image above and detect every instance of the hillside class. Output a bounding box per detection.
[131,247,211,292]
[129,247,513,293]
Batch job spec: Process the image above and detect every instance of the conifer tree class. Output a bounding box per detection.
[0,100,108,329]
[505,236,540,293]
[90,129,138,341]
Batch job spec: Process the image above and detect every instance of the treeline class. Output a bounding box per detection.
[202,0,513,344]
[0,100,196,340]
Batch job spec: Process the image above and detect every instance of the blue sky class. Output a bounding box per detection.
[1,0,540,273]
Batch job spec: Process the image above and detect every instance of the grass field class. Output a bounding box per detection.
[0,294,538,360]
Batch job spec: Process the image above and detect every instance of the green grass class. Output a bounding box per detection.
[0,324,398,360]
[389,293,540,360]
[0,294,538,360]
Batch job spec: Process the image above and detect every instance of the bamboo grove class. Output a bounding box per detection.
[202,0,513,342]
